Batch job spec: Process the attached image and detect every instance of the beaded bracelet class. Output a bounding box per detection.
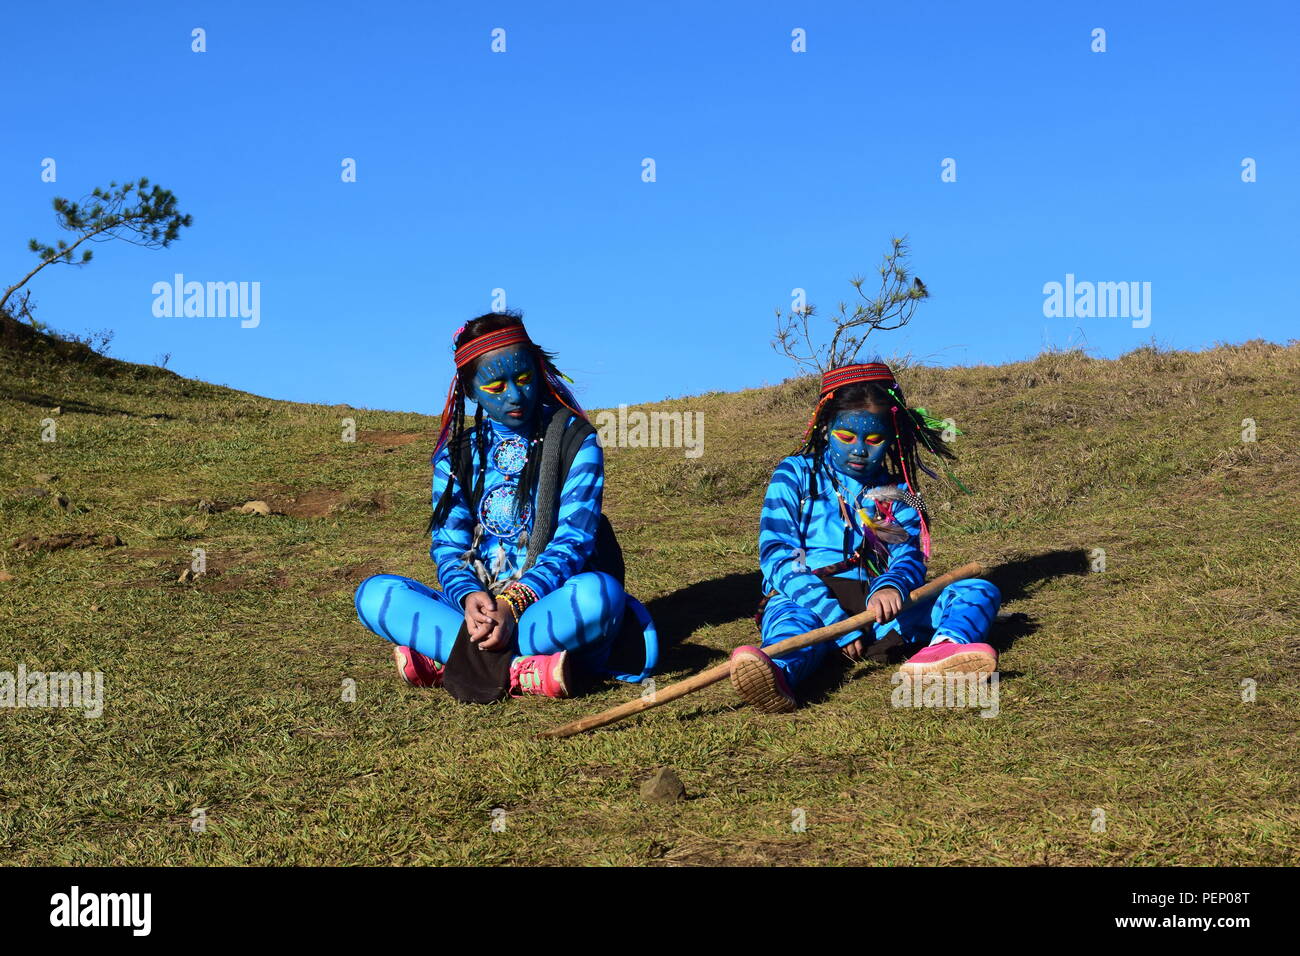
[503,582,538,614]
[494,593,520,622]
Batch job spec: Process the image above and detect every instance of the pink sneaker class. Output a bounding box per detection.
[729,646,797,714]
[392,645,444,688]
[899,641,997,680]
[509,651,572,699]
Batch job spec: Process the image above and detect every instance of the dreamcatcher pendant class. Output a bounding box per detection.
[492,436,530,477]
[479,483,531,537]
[478,432,540,537]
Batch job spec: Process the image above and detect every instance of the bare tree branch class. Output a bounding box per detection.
[772,235,930,373]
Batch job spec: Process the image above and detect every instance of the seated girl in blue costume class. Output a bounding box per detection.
[355,312,658,700]
[731,360,1000,713]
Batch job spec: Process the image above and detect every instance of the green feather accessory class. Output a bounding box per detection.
[914,407,962,437]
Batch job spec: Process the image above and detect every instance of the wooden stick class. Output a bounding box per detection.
[538,561,988,739]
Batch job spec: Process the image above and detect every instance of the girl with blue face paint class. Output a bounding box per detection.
[353,312,659,700]
[731,360,1002,713]
[470,344,539,433]
[825,406,894,481]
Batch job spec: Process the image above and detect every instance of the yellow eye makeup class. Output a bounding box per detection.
[515,372,533,385]
[479,380,506,395]
[832,429,888,446]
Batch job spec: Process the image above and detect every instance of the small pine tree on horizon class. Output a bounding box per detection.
[1,177,192,322]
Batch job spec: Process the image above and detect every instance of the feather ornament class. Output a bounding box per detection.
[858,491,914,545]
[863,484,930,520]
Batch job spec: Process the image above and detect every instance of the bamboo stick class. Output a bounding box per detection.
[538,561,988,739]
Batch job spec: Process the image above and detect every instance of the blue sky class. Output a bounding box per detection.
[4,0,1297,413]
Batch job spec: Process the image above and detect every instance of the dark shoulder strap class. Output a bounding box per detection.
[558,414,596,466]
[521,411,577,570]
[562,417,624,584]
[524,412,625,583]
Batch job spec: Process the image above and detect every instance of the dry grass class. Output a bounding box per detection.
[1,333,1297,865]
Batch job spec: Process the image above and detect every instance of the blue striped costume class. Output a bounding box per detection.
[758,451,1000,686]
[355,405,651,679]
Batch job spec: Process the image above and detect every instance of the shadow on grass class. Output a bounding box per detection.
[643,548,1089,702]
[986,547,1091,604]
[981,546,1093,654]
[645,548,1085,640]
[643,570,761,646]
[641,570,760,674]
[796,548,1091,702]
[0,386,173,419]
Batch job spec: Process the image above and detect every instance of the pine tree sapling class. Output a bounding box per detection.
[1,178,193,317]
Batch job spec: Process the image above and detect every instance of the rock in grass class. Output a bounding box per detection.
[17,487,49,498]
[34,473,58,483]
[640,767,687,804]
[0,571,14,582]
[53,495,88,515]
[238,500,271,516]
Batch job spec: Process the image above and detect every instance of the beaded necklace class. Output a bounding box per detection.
[478,423,544,538]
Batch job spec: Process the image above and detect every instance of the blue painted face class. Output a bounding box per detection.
[471,344,539,431]
[827,406,893,482]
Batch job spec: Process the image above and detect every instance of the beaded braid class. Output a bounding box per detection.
[429,402,490,531]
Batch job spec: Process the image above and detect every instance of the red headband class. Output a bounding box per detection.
[454,326,532,368]
[819,362,896,396]
[433,321,585,458]
[800,362,898,448]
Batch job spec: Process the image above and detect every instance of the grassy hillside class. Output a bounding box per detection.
[2,323,1298,865]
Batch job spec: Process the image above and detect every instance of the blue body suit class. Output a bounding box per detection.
[758,451,1000,686]
[355,405,655,681]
